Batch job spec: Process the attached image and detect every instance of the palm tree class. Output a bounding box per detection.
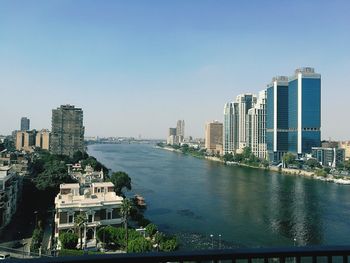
[74,213,87,249]
[120,198,132,252]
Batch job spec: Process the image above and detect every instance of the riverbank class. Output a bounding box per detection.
[156,145,350,185]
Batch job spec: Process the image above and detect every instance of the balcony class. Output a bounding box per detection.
[12,246,350,263]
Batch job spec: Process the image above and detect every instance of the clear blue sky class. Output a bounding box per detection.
[0,0,349,139]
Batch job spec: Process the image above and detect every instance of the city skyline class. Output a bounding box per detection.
[1,1,350,139]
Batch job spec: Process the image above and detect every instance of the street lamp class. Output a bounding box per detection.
[293,238,297,246]
[219,234,222,249]
[210,234,214,249]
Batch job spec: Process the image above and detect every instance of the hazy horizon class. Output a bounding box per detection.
[1,1,349,140]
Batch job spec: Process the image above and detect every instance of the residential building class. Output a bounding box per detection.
[20,117,30,131]
[176,120,185,143]
[311,147,345,167]
[205,121,223,155]
[35,129,50,150]
[68,164,104,187]
[15,130,36,152]
[266,76,289,163]
[339,141,350,160]
[223,102,239,154]
[0,166,21,233]
[51,105,85,157]
[235,94,257,150]
[247,90,267,159]
[167,128,177,145]
[54,182,123,248]
[288,67,321,157]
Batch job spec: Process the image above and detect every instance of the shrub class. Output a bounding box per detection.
[59,232,78,249]
[127,237,152,253]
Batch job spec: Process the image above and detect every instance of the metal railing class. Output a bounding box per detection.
[7,246,350,263]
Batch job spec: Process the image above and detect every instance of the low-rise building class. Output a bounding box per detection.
[339,141,350,161]
[311,147,345,167]
[54,182,123,248]
[0,166,21,233]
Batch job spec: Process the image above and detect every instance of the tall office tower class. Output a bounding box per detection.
[35,129,50,150]
[235,94,257,150]
[167,128,177,145]
[247,90,267,159]
[266,76,289,162]
[50,105,85,157]
[205,121,223,155]
[223,102,239,154]
[20,117,30,131]
[288,67,321,157]
[176,120,185,143]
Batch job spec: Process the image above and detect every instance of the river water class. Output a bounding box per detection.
[88,143,350,250]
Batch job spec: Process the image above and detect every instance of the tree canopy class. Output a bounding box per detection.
[59,232,78,250]
[110,172,132,195]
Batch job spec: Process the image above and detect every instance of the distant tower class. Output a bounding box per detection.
[176,120,185,143]
[205,121,223,155]
[223,102,239,154]
[50,105,85,156]
[20,117,30,131]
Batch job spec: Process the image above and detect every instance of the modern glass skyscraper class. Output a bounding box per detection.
[288,67,321,156]
[266,76,289,162]
[20,117,30,131]
[223,102,239,154]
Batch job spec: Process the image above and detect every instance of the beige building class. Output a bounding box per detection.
[339,141,350,160]
[35,129,50,150]
[205,121,223,155]
[15,130,36,152]
[54,182,123,248]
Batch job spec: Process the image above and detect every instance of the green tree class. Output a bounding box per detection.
[233,153,243,163]
[127,237,152,253]
[282,153,296,168]
[242,147,252,159]
[223,153,234,162]
[110,172,132,196]
[159,236,178,252]
[306,158,321,169]
[121,198,132,252]
[59,232,78,249]
[30,228,44,251]
[145,223,157,238]
[315,169,328,177]
[96,226,118,248]
[74,213,87,249]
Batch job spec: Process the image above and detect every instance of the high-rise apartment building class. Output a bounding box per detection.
[288,67,321,157]
[50,105,85,156]
[247,90,267,159]
[235,94,257,150]
[35,129,50,150]
[20,117,30,131]
[167,128,177,145]
[223,102,239,154]
[205,121,223,155]
[176,120,185,143]
[15,130,36,151]
[266,76,289,162]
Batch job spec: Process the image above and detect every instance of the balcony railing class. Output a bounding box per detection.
[9,246,350,263]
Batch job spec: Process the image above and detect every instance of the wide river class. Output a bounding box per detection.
[88,143,350,250]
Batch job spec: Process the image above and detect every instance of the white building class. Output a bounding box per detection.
[223,102,239,154]
[54,182,123,248]
[247,90,267,159]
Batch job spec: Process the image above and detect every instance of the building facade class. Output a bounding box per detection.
[223,102,239,154]
[235,94,257,150]
[339,141,350,161]
[266,76,289,162]
[51,105,85,157]
[311,147,345,167]
[205,121,223,155]
[54,182,123,248]
[176,120,185,143]
[35,129,50,150]
[0,166,20,233]
[15,130,36,152]
[247,90,267,159]
[288,67,321,157]
[20,117,30,131]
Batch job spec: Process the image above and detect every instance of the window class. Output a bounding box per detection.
[88,214,93,223]
[107,210,112,220]
[68,214,74,223]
